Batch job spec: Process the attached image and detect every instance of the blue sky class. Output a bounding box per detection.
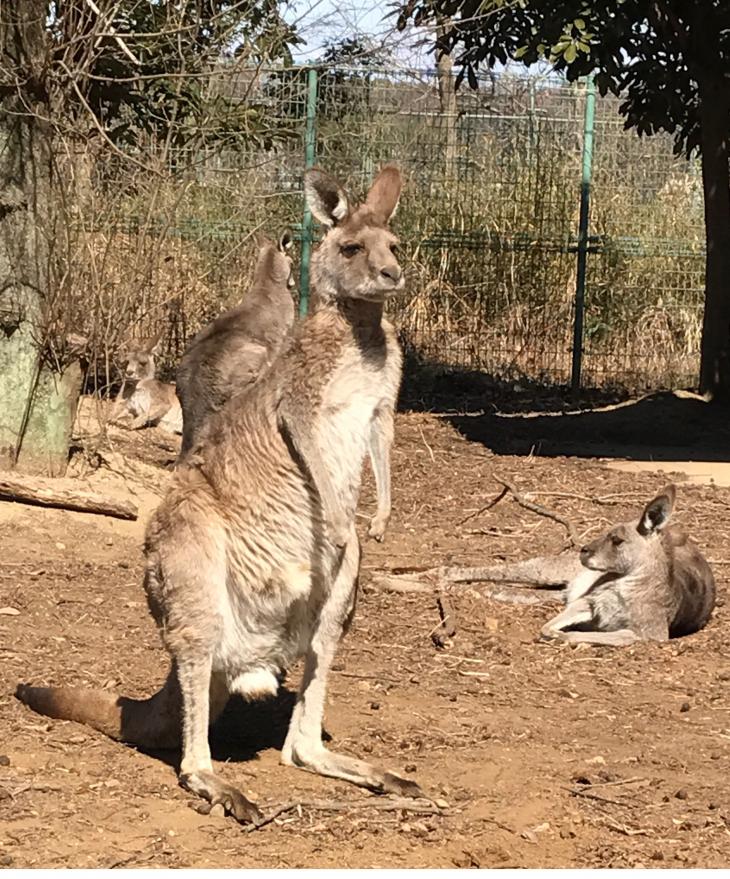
[283,0,431,65]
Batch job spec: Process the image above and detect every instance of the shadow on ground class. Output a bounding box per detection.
[399,354,730,462]
[451,391,730,461]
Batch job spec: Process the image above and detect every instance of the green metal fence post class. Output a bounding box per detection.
[570,73,596,394]
[298,66,318,318]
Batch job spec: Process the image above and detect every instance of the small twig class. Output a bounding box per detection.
[599,819,652,837]
[431,593,457,648]
[335,671,403,685]
[245,797,447,832]
[531,491,637,507]
[565,786,633,807]
[418,426,435,463]
[456,484,509,526]
[576,776,647,789]
[496,477,581,547]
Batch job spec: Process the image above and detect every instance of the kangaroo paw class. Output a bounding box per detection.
[180,771,263,826]
[380,771,424,798]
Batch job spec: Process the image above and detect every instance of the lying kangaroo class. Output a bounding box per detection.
[176,232,295,458]
[17,163,417,823]
[434,485,715,646]
[113,334,182,434]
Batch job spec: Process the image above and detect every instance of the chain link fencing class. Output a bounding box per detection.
[60,64,705,393]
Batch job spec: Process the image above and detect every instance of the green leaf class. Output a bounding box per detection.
[564,43,577,63]
[574,18,586,30]
[514,45,528,58]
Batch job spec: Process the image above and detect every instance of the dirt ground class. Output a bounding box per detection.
[2,399,730,868]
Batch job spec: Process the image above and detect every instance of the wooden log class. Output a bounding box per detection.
[0,471,138,520]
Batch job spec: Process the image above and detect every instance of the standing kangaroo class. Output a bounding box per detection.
[176,232,295,458]
[17,164,417,823]
[428,485,715,646]
[113,334,182,434]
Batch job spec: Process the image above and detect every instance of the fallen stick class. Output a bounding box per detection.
[245,796,448,832]
[431,593,457,647]
[495,476,581,548]
[0,471,138,520]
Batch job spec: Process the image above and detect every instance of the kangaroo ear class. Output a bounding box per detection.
[364,163,402,224]
[278,230,294,253]
[638,484,676,536]
[146,331,164,356]
[304,168,349,227]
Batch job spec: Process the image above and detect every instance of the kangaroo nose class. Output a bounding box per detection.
[381,266,401,283]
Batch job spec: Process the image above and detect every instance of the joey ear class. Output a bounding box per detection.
[364,163,402,224]
[637,484,676,536]
[304,168,349,227]
[278,230,294,253]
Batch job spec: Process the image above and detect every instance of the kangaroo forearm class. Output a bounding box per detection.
[369,407,394,519]
[369,440,391,519]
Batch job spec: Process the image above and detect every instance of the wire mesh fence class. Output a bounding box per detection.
[61,64,706,393]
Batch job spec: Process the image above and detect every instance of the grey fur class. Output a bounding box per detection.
[176,233,295,458]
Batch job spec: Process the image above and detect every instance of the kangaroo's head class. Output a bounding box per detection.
[124,334,162,382]
[253,231,296,293]
[278,230,296,290]
[580,484,676,575]
[304,164,404,305]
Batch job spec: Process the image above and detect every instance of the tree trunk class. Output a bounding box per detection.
[698,76,730,400]
[0,1,82,474]
[435,19,458,178]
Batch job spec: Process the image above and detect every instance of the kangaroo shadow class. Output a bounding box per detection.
[449,390,730,462]
[138,688,334,771]
[139,689,297,771]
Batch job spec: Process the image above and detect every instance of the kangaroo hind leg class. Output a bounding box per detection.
[281,532,423,798]
[176,653,262,825]
[154,519,261,825]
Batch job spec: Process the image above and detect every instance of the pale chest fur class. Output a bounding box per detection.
[316,322,401,513]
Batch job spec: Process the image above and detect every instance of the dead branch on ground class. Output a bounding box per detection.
[0,471,138,520]
[495,476,581,547]
[242,796,449,832]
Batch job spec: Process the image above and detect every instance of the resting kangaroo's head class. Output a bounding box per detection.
[252,230,296,294]
[124,334,162,382]
[580,485,677,575]
[304,164,404,304]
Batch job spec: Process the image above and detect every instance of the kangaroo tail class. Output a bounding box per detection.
[15,671,181,750]
[441,554,583,587]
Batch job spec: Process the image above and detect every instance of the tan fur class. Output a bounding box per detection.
[176,233,295,459]
[17,164,420,824]
[113,334,182,434]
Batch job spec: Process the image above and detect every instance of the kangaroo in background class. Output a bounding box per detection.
[435,485,715,646]
[17,163,417,824]
[113,334,182,434]
[175,232,295,458]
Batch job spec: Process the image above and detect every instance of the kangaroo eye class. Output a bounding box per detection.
[611,534,624,546]
[390,243,400,255]
[340,243,362,258]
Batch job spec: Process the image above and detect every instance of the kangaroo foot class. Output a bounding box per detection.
[180,770,263,825]
[285,741,424,799]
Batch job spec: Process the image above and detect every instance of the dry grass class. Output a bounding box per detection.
[43,70,706,396]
